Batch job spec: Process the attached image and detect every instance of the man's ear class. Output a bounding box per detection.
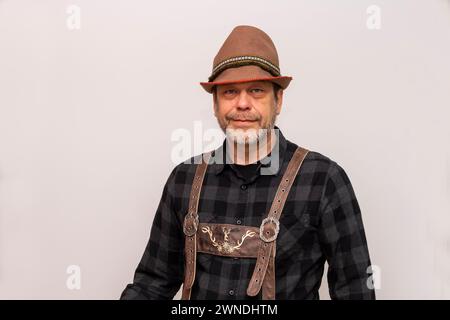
[275,89,283,115]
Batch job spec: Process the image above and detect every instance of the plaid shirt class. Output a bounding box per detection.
[120,127,376,300]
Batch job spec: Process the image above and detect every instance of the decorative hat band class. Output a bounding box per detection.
[208,55,281,82]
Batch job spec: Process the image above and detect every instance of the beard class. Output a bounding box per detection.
[216,106,278,146]
[225,127,268,145]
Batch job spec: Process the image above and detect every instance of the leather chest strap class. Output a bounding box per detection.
[181,152,212,300]
[247,146,309,298]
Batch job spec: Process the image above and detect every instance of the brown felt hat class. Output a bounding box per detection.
[200,25,293,93]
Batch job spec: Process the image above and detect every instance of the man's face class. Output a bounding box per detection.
[213,81,283,144]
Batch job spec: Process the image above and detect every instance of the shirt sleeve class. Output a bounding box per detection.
[120,167,184,300]
[318,161,376,300]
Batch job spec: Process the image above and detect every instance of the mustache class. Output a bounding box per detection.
[226,112,260,121]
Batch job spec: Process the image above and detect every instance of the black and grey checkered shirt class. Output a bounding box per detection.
[120,127,376,300]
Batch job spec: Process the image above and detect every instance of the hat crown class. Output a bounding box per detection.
[199,25,292,93]
[212,25,280,69]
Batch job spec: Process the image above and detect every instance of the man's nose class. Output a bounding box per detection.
[236,91,251,110]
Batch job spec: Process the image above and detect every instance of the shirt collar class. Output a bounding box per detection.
[211,126,288,176]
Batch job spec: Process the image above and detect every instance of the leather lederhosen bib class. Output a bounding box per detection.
[181,146,309,300]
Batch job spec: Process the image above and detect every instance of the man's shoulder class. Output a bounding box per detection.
[301,150,355,194]
[286,139,339,173]
[165,153,210,186]
[286,142,357,206]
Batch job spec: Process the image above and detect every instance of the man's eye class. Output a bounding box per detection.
[250,88,264,93]
[224,89,236,94]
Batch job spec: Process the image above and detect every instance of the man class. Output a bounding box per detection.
[120,25,375,300]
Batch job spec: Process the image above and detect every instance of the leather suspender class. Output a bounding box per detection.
[247,146,309,298]
[181,147,309,300]
[181,151,213,300]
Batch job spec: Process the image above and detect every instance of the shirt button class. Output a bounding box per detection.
[240,184,247,190]
[228,289,235,296]
[236,219,242,225]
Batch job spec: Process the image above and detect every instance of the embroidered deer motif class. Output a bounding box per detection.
[201,226,256,254]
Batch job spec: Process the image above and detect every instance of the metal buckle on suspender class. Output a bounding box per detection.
[259,216,280,242]
[183,213,199,237]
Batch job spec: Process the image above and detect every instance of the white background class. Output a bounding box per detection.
[0,0,449,299]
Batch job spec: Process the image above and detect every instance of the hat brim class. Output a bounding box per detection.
[200,76,292,93]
